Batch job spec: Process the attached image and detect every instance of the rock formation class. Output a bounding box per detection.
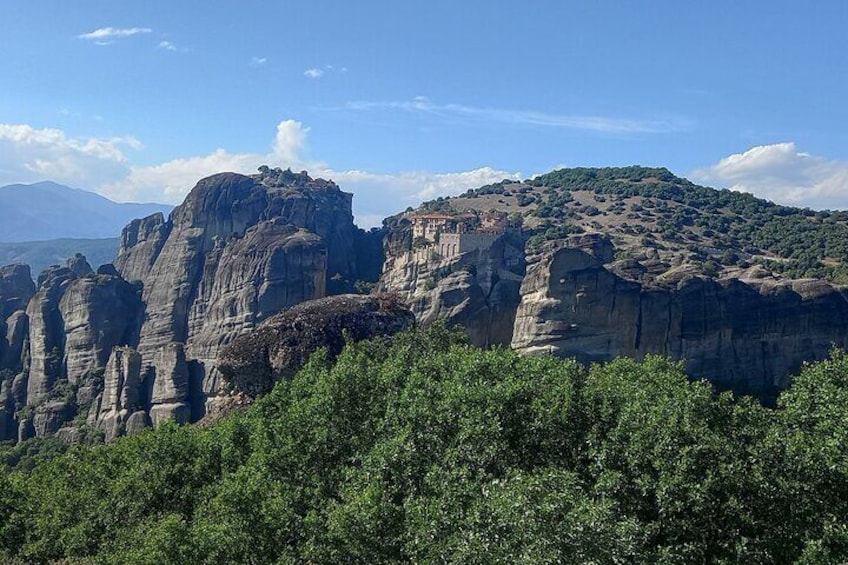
[379,216,848,405]
[0,255,143,441]
[511,234,848,402]
[0,167,370,443]
[25,262,143,408]
[93,346,148,442]
[218,294,415,397]
[11,165,848,443]
[379,227,525,347]
[0,265,35,385]
[114,168,358,423]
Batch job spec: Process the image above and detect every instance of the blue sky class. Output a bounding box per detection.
[1,1,847,225]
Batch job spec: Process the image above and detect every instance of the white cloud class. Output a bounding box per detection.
[158,40,189,53]
[104,120,517,223]
[0,119,521,225]
[338,98,688,134]
[305,65,346,79]
[101,148,262,202]
[691,143,848,210]
[271,120,309,163]
[0,124,141,188]
[250,56,268,67]
[78,27,152,41]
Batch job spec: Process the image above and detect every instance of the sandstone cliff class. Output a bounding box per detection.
[379,210,848,405]
[0,168,368,443]
[13,165,848,444]
[113,168,357,425]
[378,227,525,347]
[510,234,848,402]
[0,264,35,439]
[0,255,145,441]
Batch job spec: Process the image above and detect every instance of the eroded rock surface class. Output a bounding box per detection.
[218,294,415,397]
[0,256,143,440]
[114,169,358,423]
[511,235,848,401]
[379,230,525,347]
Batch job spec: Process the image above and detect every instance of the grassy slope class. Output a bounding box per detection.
[414,166,848,284]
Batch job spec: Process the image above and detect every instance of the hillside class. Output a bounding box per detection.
[412,166,848,285]
[0,182,172,242]
[379,166,848,400]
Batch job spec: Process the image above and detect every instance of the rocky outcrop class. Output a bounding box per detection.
[186,221,327,397]
[0,169,371,442]
[379,230,525,347]
[25,262,143,410]
[149,343,192,426]
[0,256,145,440]
[0,264,36,319]
[94,346,148,442]
[59,271,143,386]
[2,311,29,373]
[33,400,72,437]
[0,264,35,376]
[25,266,76,407]
[114,169,357,421]
[0,374,17,441]
[218,294,415,397]
[511,235,848,402]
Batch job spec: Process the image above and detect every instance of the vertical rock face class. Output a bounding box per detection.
[0,376,16,441]
[95,346,147,442]
[0,256,146,439]
[0,264,36,319]
[379,230,525,347]
[25,263,143,409]
[25,266,77,406]
[186,221,327,397]
[2,311,29,372]
[0,264,35,377]
[115,169,355,422]
[511,236,848,402]
[116,212,171,284]
[148,342,191,426]
[0,168,360,442]
[59,272,143,386]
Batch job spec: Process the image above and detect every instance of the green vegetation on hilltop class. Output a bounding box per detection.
[428,166,848,283]
[2,325,848,563]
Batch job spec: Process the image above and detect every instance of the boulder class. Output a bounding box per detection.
[218,294,415,397]
[33,400,71,437]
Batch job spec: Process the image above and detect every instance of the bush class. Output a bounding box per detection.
[3,328,848,562]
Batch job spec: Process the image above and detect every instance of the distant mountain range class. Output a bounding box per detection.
[0,238,120,278]
[0,181,173,242]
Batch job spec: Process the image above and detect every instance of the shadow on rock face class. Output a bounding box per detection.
[217,293,415,398]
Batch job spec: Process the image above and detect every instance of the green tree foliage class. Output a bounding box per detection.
[2,326,848,562]
[524,166,848,282]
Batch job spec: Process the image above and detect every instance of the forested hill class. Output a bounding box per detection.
[2,326,848,563]
[414,166,848,284]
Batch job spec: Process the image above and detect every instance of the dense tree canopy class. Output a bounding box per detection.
[1,325,847,563]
